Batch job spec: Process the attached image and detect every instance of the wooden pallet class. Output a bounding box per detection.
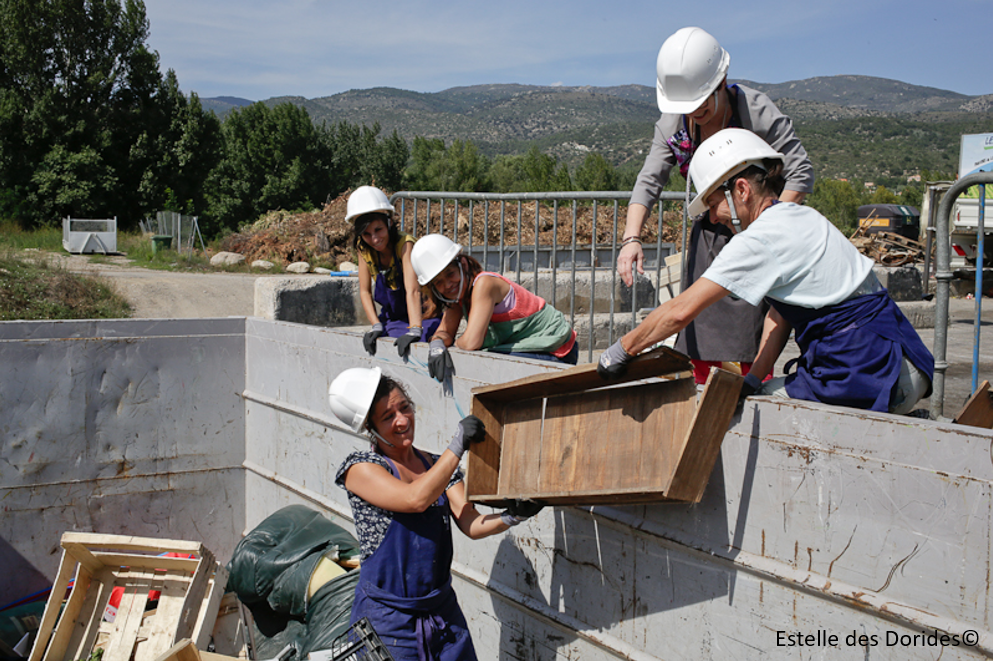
[29,533,228,661]
[467,347,743,505]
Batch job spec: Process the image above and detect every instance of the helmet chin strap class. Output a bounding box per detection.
[432,259,465,304]
[369,428,395,448]
[723,187,742,234]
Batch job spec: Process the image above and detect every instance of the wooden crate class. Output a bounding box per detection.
[29,533,228,661]
[467,347,743,505]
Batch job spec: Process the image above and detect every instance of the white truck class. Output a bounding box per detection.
[950,196,993,269]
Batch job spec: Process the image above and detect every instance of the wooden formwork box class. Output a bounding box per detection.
[467,347,743,505]
[29,533,229,661]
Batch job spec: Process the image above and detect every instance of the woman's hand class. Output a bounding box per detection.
[447,415,486,458]
[617,241,644,288]
[428,339,454,382]
[363,323,384,356]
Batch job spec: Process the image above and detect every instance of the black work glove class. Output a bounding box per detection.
[428,339,454,382]
[394,326,421,359]
[740,372,762,400]
[363,323,384,356]
[446,415,486,458]
[597,340,632,380]
[502,499,545,526]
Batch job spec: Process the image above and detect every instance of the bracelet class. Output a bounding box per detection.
[620,236,642,247]
[407,325,422,331]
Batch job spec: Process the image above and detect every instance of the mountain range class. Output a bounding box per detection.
[201,75,993,184]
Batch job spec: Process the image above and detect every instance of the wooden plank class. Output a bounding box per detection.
[470,346,692,403]
[154,638,202,661]
[102,567,154,661]
[45,564,98,661]
[60,533,205,557]
[496,400,545,495]
[142,569,194,660]
[192,565,229,650]
[954,380,993,429]
[66,568,115,661]
[466,396,505,500]
[174,550,215,643]
[665,368,743,503]
[88,553,201,572]
[536,379,697,497]
[29,544,79,661]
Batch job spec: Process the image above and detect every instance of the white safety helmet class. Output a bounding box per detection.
[655,27,730,114]
[687,128,784,217]
[328,366,382,432]
[410,234,462,286]
[346,186,394,223]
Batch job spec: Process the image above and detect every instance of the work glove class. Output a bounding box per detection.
[447,414,486,458]
[597,340,632,380]
[736,372,763,413]
[394,326,421,359]
[363,323,384,356]
[428,339,454,382]
[501,499,545,526]
[740,372,763,399]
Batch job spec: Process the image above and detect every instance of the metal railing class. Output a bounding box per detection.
[389,191,686,361]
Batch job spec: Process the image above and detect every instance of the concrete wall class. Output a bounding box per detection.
[0,318,247,584]
[3,317,991,660]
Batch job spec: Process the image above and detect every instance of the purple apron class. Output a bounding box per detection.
[349,450,477,661]
[373,269,441,341]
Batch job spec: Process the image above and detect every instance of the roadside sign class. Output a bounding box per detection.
[959,133,993,177]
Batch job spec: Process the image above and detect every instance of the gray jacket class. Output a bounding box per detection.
[629,84,814,210]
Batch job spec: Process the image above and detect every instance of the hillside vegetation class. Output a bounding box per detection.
[244,76,992,186]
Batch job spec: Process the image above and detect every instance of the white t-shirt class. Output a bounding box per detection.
[701,203,873,308]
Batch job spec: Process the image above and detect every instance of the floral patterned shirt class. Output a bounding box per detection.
[335,450,464,560]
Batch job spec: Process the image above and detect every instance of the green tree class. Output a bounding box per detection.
[869,185,900,205]
[574,153,617,191]
[0,0,195,227]
[204,102,329,234]
[807,179,864,235]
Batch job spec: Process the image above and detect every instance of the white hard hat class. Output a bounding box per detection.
[687,128,784,217]
[655,27,730,114]
[411,234,462,286]
[346,186,394,223]
[328,366,382,432]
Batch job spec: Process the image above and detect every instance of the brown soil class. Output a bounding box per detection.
[219,191,684,268]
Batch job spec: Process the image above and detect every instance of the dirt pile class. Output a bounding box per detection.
[220,192,684,268]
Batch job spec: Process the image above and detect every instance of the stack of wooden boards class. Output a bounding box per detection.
[29,533,232,661]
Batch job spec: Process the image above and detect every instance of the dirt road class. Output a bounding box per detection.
[52,252,261,319]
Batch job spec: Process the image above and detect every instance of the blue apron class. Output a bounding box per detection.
[350,450,477,661]
[373,269,441,341]
[772,290,934,412]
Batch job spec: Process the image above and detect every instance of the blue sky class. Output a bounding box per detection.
[142,0,991,101]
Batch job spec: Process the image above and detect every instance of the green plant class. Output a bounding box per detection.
[0,249,131,320]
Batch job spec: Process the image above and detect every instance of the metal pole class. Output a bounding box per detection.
[973,184,986,393]
[931,172,993,418]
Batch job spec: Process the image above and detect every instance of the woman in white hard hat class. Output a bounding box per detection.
[409,233,578,382]
[328,367,543,661]
[600,129,932,414]
[618,26,815,384]
[348,186,442,359]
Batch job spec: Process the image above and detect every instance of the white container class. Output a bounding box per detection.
[62,216,117,253]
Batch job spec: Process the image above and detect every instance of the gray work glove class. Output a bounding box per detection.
[363,323,384,356]
[447,415,486,458]
[597,340,632,380]
[394,326,421,359]
[428,339,454,382]
[502,499,545,526]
